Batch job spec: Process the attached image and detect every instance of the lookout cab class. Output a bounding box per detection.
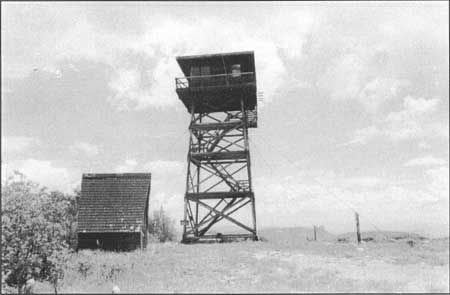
[175,51,258,243]
[175,51,257,116]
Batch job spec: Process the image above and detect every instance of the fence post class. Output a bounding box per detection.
[313,225,317,241]
[355,212,361,244]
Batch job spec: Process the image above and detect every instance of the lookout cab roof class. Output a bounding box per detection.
[176,51,255,77]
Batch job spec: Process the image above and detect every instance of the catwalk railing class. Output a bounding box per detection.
[175,72,255,89]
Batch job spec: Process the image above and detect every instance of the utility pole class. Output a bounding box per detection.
[355,212,361,244]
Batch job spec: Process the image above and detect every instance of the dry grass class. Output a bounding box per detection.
[32,231,449,293]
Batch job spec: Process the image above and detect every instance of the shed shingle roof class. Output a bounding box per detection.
[77,173,151,233]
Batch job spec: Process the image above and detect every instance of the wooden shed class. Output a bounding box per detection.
[77,173,151,251]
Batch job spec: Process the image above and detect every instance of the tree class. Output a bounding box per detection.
[148,206,176,242]
[1,171,77,293]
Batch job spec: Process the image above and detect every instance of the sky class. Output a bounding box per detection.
[2,2,449,237]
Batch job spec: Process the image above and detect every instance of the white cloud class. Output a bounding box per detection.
[140,160,185,220]
[425,165,449,199]
[321,48,427,114]
[310,4,447,116]
[120,16,292,109]
[344,96,444,145]
[5,3,446,114]
[131,16,294,107]
[402,96,440,113]
[2,159,76,193]
[1,136,41,154]
[421,165,449,234]
[2,4,318,110]
[1,85,13,102]
[358,78,408,112]
[108,68,144,110]
[320,53,365,103]
[253,168,448,237]
[269,8,316,59]
[4,3,448,114]
[114,159,138,173]
[69,142,99,157]
[343,177,381,188]
[148,192,183,220]
[418,141,431,149]
[143,160,184,174]
[428,122,450,140]
[337,126,380,147]
[384,96,440,141]
[113,159,184,180]
[405,155,448,167]
[1,162,15,184]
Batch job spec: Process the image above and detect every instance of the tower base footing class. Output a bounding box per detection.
[181,233,258,244]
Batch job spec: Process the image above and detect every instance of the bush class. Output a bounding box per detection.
[1,171,77,293]
[148,207,176,243]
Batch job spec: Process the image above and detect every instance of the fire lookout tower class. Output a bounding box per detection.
[175,51,258,243]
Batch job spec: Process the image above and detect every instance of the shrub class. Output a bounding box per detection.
[147,207,176,242]
[77,260,92,279]
[101,263,123,281]
[1,171,77,293]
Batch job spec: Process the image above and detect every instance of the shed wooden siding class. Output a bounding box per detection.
[77,173,151,249]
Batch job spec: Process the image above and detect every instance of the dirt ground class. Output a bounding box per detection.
[31,229,449,293]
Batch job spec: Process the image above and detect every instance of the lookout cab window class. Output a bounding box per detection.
[190,66,211,87]
[200,66,211,76]
[190,66,210,76]
[190,66,200,77]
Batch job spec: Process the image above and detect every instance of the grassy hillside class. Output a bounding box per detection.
[259,226,336,242]
[336,230,428,243]
[25,229,449,293]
